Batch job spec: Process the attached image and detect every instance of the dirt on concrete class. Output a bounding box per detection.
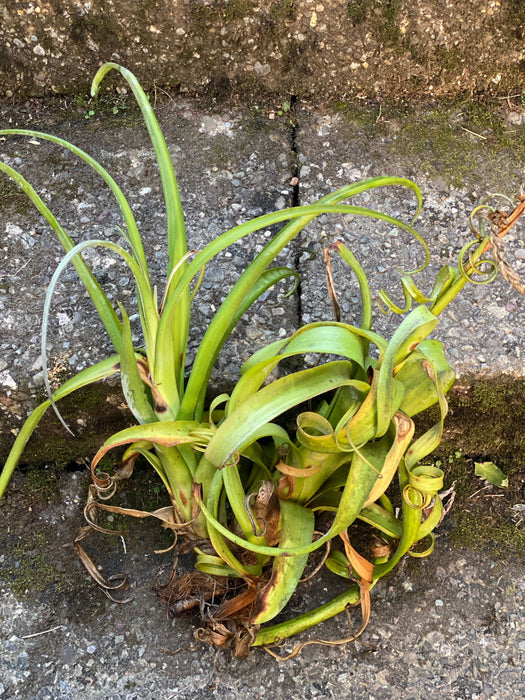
[0,458,524,699]
[0,1,524,104]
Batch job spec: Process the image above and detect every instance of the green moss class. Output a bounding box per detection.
[346,1,401,42]
[420,376,525,461]
[269,0,296,22]
[222,0,256,21]
[0,383,131,468]
[74,92,144,129]
[116,465,169,513]
[24,466,61,504]
[449,509,525,558]
[386,102,525,189]
[346,1,369,24]
[0,174,29,214]
[190,0,255,24]
[427,447,525,559]
[333,101,379,131]
[1,530,68,596]
[379,0,402,43]
[433,47,463,72]
[329,98,525,189]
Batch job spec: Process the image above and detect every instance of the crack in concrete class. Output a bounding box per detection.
[288,94,303,327]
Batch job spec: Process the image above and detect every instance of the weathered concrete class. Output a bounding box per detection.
[0,100,296,459]
[1,95,525,465]
[295,106,525,376]
[0,0,524,103]
[1,466,524,698]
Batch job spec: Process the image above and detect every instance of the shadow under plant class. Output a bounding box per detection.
[1,464,524,698]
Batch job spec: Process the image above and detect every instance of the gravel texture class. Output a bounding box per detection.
[295,107,525,376]
[1,97,525,440]
[1,1,524,103]
[0,101,297,437]
[1,468,524,700]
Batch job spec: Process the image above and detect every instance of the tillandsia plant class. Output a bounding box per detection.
[1,64,524,658]
[195,195,525,658]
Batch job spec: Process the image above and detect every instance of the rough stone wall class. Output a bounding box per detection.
[0,0,523,102]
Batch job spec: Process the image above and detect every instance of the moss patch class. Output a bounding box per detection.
[346,0,401,42]
[419,375,525,461]
[0,382,132,469]
[415,375,525,557]
[388,101,525,189]
[448,506,525,558]
[0,174,28,207]
[0,530,68,596]
[333,99,525,190]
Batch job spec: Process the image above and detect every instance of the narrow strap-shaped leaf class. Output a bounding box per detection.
[0,129,148,276]
[118,304,157,424]
[335,369,378,448]
[372,460,423,579]
[194,552,251,578]
[220,422,295,539]
[430,235,494,316]
[287,451,352,505]
[41,238,157,430]
[242,321,385,375]
[169,182,424,418]
[91,63,186,271]
[121,443,170,493]
[205,466,261,577]
[174,180,421,309]
[205,361,355,468]
[378,265,458,315]
[90,419,212,471]
[222,464,271,545]
[404,358,449,470]
[415,494,443,542]
[295,412,345,453]
[396,343,455,417]
[304,463,350,504]
[91,62,190,396]
[327,241,373,336]
[228,325,368,414]
[330,436,391,535]
[375,305,438,436]
[252,582,364,648]
[176,265,299,418]
[362,412,415,507]
[198,434,394,559]
[250,500,315,624]
[153,444,197,524]
[358,503,402,539]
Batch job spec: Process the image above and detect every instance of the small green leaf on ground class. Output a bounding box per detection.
[474,461,508,488]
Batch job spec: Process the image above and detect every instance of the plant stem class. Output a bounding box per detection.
[252,582,365,646]
[430,236,489,316]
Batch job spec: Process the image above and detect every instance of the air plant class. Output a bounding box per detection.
[190,199,525,657]
[1,64,523,658]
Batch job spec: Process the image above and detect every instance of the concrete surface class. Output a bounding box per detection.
[1,1,524,102]
[0,466,524,699]
[1,94,525,698]
[1,95,525,445]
